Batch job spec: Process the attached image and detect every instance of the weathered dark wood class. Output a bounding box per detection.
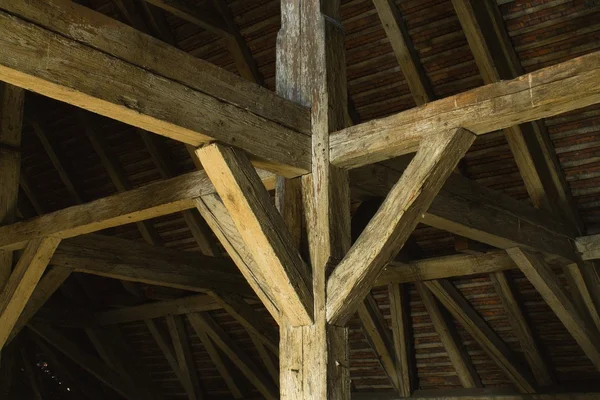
[188,312,277,400]
[353,163,578,262]
[197,144,313,326]
[489,272,553,386]
[507,248,600,370]
[352,391,600,400]
[143,0,230,37]
[372,0,433,106]
[0,83,24,286]
[577,234,600,260]
[327,128,475,324]
[6,267,71,344]
[0,0,311,176]
[144,318,187,392]
[425,280,536,393]
[563,262,600,334]
[29,323,137,399]
[388,283,415,396]
[330,51,600,169]
[52,235,250,295]
[416,283,482,389]
[166,315,204,400]
[358,294,401,392]
[452,0,580,229]
[0,237,61,349]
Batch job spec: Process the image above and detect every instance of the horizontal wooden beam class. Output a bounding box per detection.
[352,391,600,400]
[143,0,231,37]
[331,51,600,169]
[353,162,577,262]
[0,0,310,176]
[52,235,251,295]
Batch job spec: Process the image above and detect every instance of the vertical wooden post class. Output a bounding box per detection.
[277,0,351,398]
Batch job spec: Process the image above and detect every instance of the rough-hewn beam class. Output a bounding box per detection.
[144,318,187,394]
[0,237,61,349]
[425,280,536,393]
[0,169,217,251]
[330,51,600,169]
[29,323,137,399]
[353,163,578,262]
[0,83,24,285]
[489,272,553,387]
[416,283,482,389]
[452,0,580,229]
[388,283,415,396]
[6,267,71,345]
[52,235,250,295]
[563,262,600,334]
[166,315,203,400]
[327,128,475,324]
[144,0,230,37]
[372,0,433,106]
[507,248,600,370]
[358,294,401,392]
[197,144,313,326]
[0,0,310,176]
[577,235,600,260]
[188,312,277,400]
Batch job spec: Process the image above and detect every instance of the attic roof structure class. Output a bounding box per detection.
[1,0,600,399]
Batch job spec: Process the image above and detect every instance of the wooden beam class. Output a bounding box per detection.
[143,0,231,37]
[30,118,84,205]
[144,318,185,384]
[353,163,578,262]
[372,0,433,106]
[358,293,402,393]
[208,291,278,354]
[0,169,217,251]
[165,315,204,400]
[195,194,281,324]
[94,295,221,326]
[563,262,600,334]
[52,235,251,295]
[327,128,475,324]
[0,0,310,176]
[489,272,553,387]
[577,234,600,260]
[0,83,24,285]
[85,326,162,400]
[507,248,600,370]
[191,315,246,398]
[0,237,60,349]
[188,312,277,400]
[330,51,600,169]
[416,282,482,388]
[197,143,313,326]
[249,333,279,384]
[6,267,71,344]
[388,284,415,397]
[451,0,580,228]
[424,280,536,393]
[29,323,137,399]
[352,391,600,400]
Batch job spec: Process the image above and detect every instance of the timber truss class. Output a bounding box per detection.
[1,0,600,399]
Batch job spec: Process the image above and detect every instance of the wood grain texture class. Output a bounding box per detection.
[563,262,600,334]
[188,312,277,400]
[330,51,600,169]
[358,293,401,392]
[577,234,600,260]
[388,283,415,397]
[29,323,137,399]
[489,271,553,387]
[6,267,71,345]
[166,315,204,400]
[198,144,312,326]
[425,280,536,393]
[0,169,214,251]
[0,237,60,349]
[451,0,581,230]
[52,235,250,295]
[0,83,24,286]
[327,128,475,324]
[196,194,281,324]
[353,163,578,262]
[507,248,600,370]
[372,0,433,106]
[0,3,310,176]
[417,282,482,389]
